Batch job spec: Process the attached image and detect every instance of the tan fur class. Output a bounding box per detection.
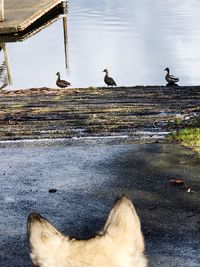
[27,197,148,267]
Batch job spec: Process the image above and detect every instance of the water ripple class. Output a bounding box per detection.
[6,0,200,89]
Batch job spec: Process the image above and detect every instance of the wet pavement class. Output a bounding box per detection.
[0,86,199,141]
[0,139,200,267]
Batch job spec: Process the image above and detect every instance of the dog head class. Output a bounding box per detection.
[27,197,147,267]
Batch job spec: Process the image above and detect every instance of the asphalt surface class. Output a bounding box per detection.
[0,138,200,267]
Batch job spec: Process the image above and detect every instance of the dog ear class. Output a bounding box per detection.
[103,196,145,254]
[27,213,68,266]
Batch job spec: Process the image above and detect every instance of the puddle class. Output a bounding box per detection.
[134,131,171,138]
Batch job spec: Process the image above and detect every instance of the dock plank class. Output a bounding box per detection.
[0,0,63,34]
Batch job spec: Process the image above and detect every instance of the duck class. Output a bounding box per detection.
[164,68,179,84]
[103,69,117,86]
[56,72,71,88]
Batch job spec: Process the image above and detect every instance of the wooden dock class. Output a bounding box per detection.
[0,0,64,34]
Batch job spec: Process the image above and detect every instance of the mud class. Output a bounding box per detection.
[0,86,199,141]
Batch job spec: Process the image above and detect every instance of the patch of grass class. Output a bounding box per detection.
[167,115,200,130]
[12,104,25,108]
[53,95,63,101]
[170,127,200,154]
[87,87,97,90]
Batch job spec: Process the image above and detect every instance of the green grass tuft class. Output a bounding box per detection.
[170,127,200,154]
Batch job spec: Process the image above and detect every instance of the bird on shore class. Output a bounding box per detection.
[56,72,71,88]
[164,68,179,85]
[103,69,117,87]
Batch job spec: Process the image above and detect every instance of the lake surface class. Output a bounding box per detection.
[1,0,200,89]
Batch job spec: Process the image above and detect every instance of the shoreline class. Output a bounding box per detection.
[0,86,199,152]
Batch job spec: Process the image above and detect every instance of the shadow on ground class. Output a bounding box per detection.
[0,141,199,266]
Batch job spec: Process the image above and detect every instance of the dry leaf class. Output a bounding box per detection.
[169,179,184,186]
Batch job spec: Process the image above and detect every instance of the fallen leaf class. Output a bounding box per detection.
[169,179,184,186]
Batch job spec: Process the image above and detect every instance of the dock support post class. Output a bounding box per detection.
[0,0,4,21]
[2,43,12,86]
[62,1,69,70]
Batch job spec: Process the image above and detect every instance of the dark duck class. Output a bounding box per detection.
[164,68,179,86]
[103,69,117,87]
[56,72,71,88]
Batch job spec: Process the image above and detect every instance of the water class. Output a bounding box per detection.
[1,0,200,89]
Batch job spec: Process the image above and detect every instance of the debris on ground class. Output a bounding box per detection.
[169,179,184,186]
[48,188,57,193]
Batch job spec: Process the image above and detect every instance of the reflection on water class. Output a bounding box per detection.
[0,44,12,89]
[1,0,200,89]
[0,2,68,90]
